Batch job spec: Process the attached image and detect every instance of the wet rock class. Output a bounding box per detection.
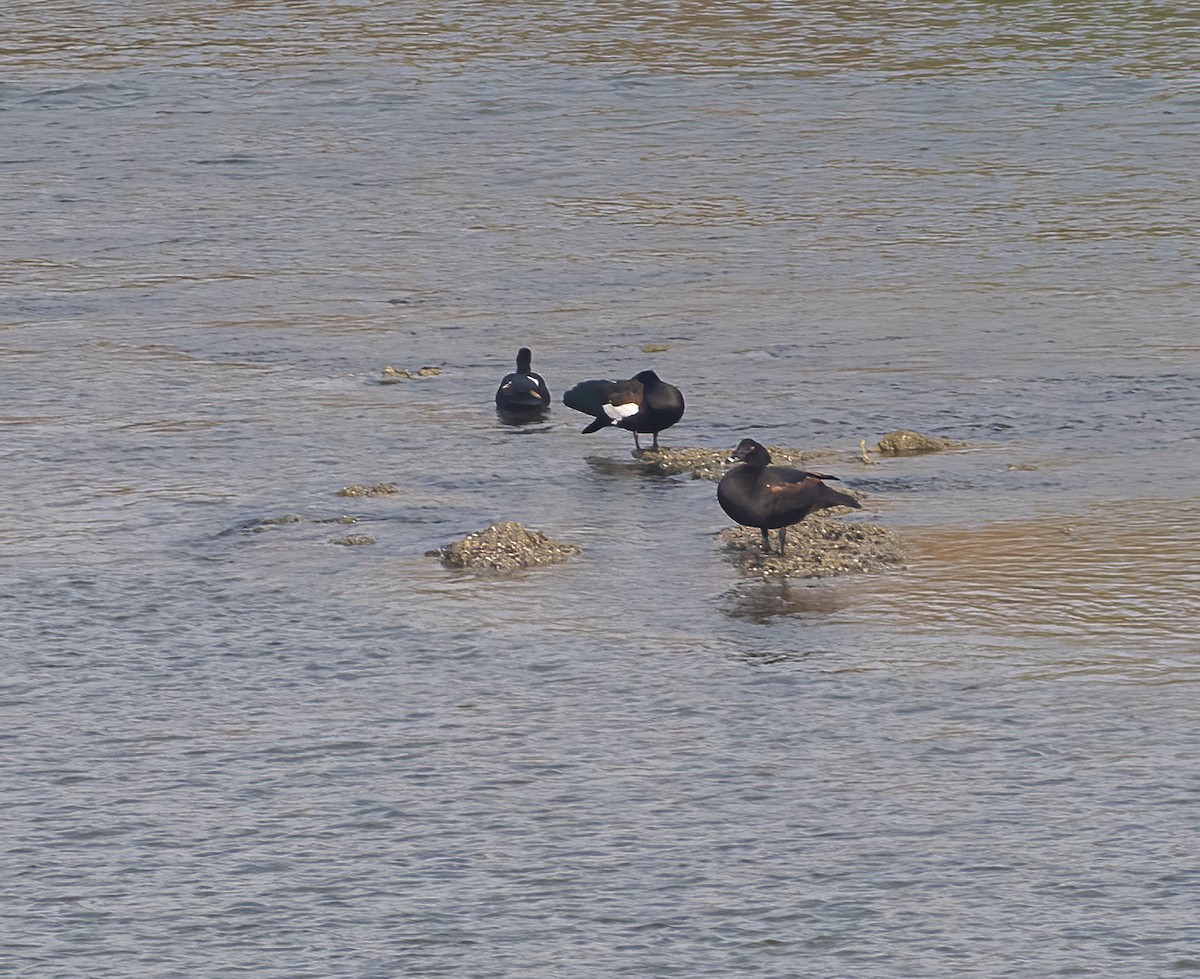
[640,342,670,353]
[332,534,376,546]
[630,445,840,482]
[255,513,302,526]
[225,513,363,538]
[718,515,906,579]
[336,483,399,497]
[434,521,581,571]
[875,430,962,455]
[231,513,302,534]
[379,364,443,383]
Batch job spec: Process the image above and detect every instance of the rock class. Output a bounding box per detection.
[640,342,670,353]
[718,515,906,579]
[332,534,376,546]
[255,513,302,526]
[379,365,443,383]
[629,445,841,482]
[435,521,581,571]
[225,513,364,539]
[230,513,302,534]
[336,483,399,497]
[875,430,962,455]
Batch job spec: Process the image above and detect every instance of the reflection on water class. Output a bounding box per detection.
[9,2,1196,75]
[714,495,1200,659]
[720,578,860,625]
[495,406,552,427]
[873,501,1200,650]
[582,453,667,478]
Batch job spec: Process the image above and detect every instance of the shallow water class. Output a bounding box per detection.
[3,3,1200,976]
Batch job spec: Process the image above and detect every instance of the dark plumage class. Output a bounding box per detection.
[717,438,861,556]
[495,347,551,413]
[562,369,685,451]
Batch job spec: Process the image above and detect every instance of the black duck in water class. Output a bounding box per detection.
[495,347,551,415]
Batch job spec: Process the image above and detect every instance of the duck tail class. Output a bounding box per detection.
[825,486,862,510]
[580,416,611,434]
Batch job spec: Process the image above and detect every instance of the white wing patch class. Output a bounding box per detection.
[603,402,639,421]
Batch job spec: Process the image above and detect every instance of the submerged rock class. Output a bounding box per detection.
[875,430,962,455]
[435,521,581,571]
[336,483,399,497]
[226,513,303,535]
[253,513,302,527]
[332,534,376,546]
[718,515,906,579]
[379,364,444,383]
[225,512,367,540]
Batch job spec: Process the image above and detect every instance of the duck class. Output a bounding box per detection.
[717,438,861,556]
[495,347,551,413]
[562,369,685,451]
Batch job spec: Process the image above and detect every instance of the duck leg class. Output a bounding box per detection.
[651,432,661,451]
[761,528,772,554]
[778,527,788,557]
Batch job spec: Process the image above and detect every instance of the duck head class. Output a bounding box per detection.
[727,438,771,467]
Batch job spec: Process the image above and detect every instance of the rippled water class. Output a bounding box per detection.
[3,3,1200,976]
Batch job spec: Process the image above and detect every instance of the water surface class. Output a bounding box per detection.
[3,3,1199,976]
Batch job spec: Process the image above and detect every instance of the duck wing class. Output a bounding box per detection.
[563,379,618,417]
[766,470,861,510]
[601,379,644,421]
[770,464,841,483]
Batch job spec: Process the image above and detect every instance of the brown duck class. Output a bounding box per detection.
[717,438,861,556]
